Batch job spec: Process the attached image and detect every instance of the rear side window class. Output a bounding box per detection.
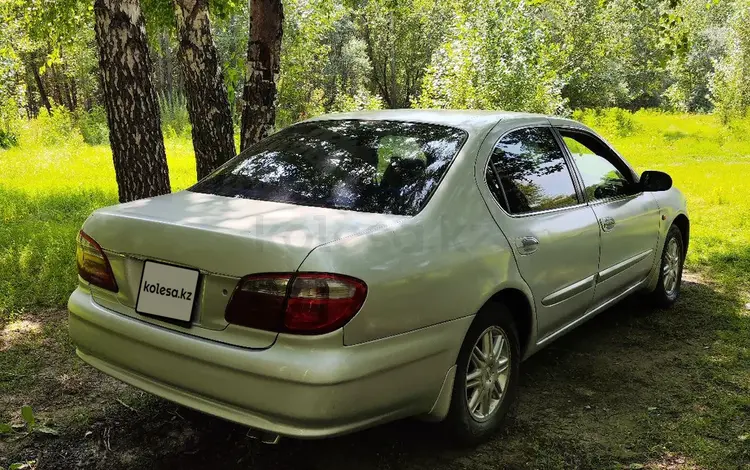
[485,127,579,214]
[190,120,467,216]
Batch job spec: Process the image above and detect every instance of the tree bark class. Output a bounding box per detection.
[31,63,52,114]
[240,0,283,152]
[94,0,171,203]
[173,0,236,180]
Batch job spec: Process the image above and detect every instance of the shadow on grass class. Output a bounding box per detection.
[0,186,117,317]
[9,278,744,470]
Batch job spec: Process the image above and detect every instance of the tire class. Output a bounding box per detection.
[650,224,684,308]
[444,302,521,445]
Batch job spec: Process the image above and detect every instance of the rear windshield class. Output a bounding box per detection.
[189,120,467,216]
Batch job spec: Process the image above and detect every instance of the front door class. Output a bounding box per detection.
[478,124,601,340]
[555,127,660,303]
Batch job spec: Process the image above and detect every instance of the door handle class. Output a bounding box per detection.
[516,236,539,255]
[600,216,616,232]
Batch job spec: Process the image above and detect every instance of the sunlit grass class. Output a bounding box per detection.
[577,109,750,292]
[0,121,197,316]
[1,111,748,469]
[1,110,750,315]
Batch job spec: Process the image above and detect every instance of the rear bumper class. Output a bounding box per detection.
[68,287,471,438]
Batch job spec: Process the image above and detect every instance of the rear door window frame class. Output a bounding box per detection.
[483,124,587,218]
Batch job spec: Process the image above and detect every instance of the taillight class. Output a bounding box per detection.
[76,231,118,292]
[225,273,367,335]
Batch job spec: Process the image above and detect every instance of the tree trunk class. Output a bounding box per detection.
[173,0,236,180]
[23,60,41,117]
[32,63,52,114]
[240,0,283,152]
[94,0,171,203]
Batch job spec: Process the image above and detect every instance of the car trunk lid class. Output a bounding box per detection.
[82,191,406,349]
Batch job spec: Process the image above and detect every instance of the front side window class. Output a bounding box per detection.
[190,120,467,216]
[559,130,634,201]
[485,127,579,214]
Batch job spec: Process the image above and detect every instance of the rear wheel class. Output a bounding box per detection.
[650,224,684,308]
[444,303,520,444]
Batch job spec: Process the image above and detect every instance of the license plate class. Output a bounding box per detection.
[136,261,200,322]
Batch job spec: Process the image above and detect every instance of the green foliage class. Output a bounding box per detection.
[0,406,58,441]
[213,2,249,121]
[2,111,750,317]
[159,92,192,139]
[0,119,197,316]
[330,89,384,113]
[418,0,567,113]
[75,106,109,146]
[556,0,674,110]
[710,0,750,123]
[277,0,341,126]
[573,108,640,138]
[354,0,451,109]
[31,105,84,147]
[21,405,34,430]
[0,98,20,149]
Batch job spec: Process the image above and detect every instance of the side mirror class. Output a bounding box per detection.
[640,170,672,192]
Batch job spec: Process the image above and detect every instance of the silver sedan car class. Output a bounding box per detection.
[69,110,688,443]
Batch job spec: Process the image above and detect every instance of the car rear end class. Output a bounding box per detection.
[68,118,472,438]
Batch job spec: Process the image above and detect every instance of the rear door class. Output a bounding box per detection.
[553,125,660,303]
[477,121,601,341]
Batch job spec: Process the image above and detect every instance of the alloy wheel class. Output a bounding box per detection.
[662,237,681,296]
[465,326,511,422]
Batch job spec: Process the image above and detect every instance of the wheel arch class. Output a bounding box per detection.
[484,288,535,358]
[672,213,690,256]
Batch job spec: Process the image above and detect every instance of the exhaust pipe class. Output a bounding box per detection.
[246,428,281,445]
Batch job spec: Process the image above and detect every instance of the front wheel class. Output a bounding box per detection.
[650,224,684,308]
[444,303,520,444]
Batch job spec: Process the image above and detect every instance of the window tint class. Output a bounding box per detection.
[486,127,579,214]
[190,120,467,216]
[560,132,632,201]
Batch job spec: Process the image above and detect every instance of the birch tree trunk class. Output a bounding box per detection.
[173,0,236,180]
[240,0,283,152]
[94,0,171,203]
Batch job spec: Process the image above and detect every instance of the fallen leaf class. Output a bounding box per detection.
[35,425,60,436]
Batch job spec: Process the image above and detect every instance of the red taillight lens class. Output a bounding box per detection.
[225,274,291,331]
[76,231,118,292]
[225,273,367,335]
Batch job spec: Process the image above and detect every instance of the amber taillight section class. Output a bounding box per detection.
[76,230,118,292]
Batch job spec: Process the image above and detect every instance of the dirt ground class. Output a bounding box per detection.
[1,276,748,470]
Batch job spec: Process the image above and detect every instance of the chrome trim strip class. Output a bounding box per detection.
[597,249,653,284]
[541,275,596,307]
[537,278,647,346]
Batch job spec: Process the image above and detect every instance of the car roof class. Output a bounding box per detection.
[303,109,549,134]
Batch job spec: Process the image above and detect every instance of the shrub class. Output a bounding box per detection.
[0,98,20,149]
[75,106,110,145]
[30,105,85,147]
[159,92,191,139]
[573,108,639,137]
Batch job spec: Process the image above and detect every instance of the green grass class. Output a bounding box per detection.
[0,121,197,316]
[2,109,750,315]
[575,109,750,292]
[0,109,749,468]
